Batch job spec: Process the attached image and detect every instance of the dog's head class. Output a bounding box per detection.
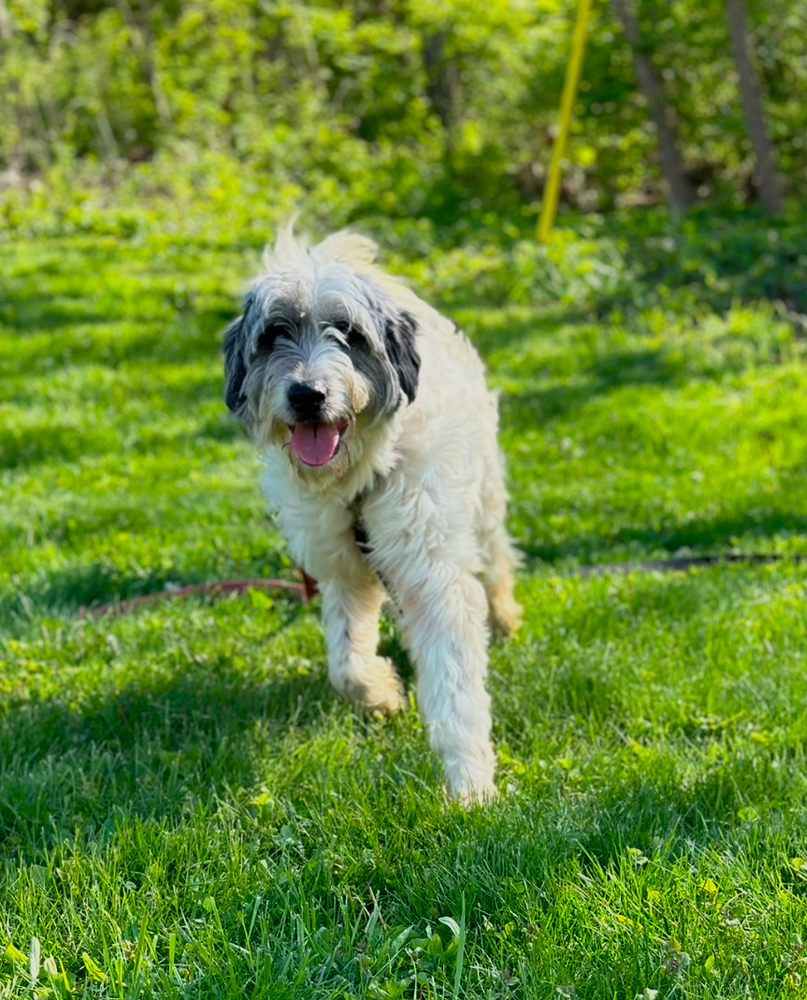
[223,227,420,482]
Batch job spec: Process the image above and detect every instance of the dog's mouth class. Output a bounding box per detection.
[288,419,350,467]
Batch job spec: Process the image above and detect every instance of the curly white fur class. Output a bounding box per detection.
[223,227,521,803]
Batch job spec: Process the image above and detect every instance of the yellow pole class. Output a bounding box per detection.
[537,0,595,243]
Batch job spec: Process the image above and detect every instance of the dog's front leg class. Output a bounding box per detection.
[399,572,497,805]
[320,575,408,715]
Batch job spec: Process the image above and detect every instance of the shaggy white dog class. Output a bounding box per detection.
[223,226,521,802]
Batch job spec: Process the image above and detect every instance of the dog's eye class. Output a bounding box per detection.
[332,320,363,351]
[256,323,292,353]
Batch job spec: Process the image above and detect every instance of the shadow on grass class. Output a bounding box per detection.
[613,509,807,556]
[386,758,801,935]
[2,309,233,376]
[0,415,239,471]
[570,745,806,873]
[520,508,807,565]
[4,658,329,758]
[0,603,416,853]
[0,421,118,470]
[0,377,240,470]
[0,558,294,635]
[462,307,588,359]
[501,343,734,427]
[0,296,116,335]
[0,657,771,872]
[0,663,336,847]
[612,207,807,315]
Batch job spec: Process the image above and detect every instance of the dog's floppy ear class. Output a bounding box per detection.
[223,294,253,415]
[384,310,420,404]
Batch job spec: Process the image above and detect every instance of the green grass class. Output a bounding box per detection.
[3,216,807,998]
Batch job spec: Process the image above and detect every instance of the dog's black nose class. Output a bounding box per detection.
[288,382,326,419]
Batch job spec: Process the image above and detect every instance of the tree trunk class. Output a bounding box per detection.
[611,0,694,212]
[0,0,11,42]
[115,0,171,127]
[725,0,782,215]
[423,30,461,152]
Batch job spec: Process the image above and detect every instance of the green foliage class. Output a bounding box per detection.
[0,0,804,225]
[2,211,807,996]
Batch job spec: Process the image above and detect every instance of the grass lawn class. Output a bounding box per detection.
[2,217,807,998]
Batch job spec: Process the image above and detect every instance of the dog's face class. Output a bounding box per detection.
[223,248,420,482]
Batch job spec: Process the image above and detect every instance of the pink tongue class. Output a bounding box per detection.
[290,423,341,467]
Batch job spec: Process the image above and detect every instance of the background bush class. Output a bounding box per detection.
[0,0,804,235]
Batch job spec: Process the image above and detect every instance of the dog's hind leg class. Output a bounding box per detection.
[480,529,522,636]
[478,453,522,636]
[320,575,408,715]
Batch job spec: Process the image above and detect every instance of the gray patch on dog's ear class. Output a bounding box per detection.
[383,310,420,404]
[223,293,254,415]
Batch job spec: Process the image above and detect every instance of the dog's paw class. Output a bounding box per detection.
[337,658,408,716]
[364,658,409,715]
[489,592,523,637]
[444,753,499,808]
[447,779,499,809]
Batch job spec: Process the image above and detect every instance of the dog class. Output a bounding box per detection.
[223,225,521,802]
